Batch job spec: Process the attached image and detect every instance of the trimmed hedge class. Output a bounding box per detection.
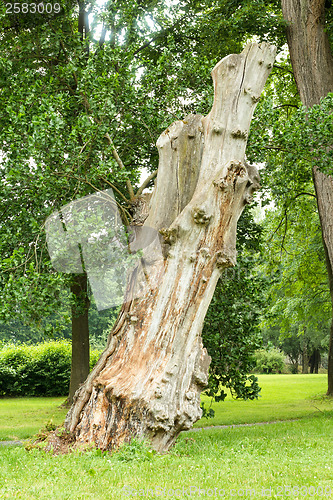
[0,341,102,397]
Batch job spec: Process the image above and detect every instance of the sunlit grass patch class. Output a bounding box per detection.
[0,397,67,441]
[0,415,333,499]
[196,374,333,427]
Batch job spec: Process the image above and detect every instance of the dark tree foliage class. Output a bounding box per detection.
[202,207,265,404]
[0,0,283,402]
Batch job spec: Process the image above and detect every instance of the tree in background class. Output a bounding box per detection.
[245,0,333,390]
[262,324,330,374]
[280,0,333,393]
[256,178,331,374]
[0,0,285,403]
[0,0,203,400]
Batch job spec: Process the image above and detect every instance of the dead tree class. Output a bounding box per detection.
[60,43,276,454]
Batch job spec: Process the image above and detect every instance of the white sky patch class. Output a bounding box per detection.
[276,44,289,62]
[139,167,153,192]
[29,157,37,171]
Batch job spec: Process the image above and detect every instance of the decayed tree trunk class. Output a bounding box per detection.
[58,43,276,453]
[281,0,333,394]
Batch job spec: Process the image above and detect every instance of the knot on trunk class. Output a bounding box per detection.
[231,129,248,140]
[192,207,212,225]
[244,86,261,103]
[215,250,237,269]
[159,227,178,245]
[214,160,248,191]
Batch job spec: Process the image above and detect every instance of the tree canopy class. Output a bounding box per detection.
[0,0,332,406]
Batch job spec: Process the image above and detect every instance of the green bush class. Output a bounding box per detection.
[254,348,285,374]
[0,341,102,397]
[0,362,17,395]
[89,348,102,371]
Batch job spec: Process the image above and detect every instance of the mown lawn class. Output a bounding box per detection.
[0,415,333,499]
[197,373,333,427]
[0,374,333,499]
[0,397,66,441]
[1,374,332,441]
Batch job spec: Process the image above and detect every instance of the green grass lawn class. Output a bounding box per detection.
[0,375,333,499]
[1,374,332,441]
[0,397,67,441]
[197,373,333,427]
[0,415,333,499]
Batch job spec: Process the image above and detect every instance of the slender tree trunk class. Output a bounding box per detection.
[313,176,333,388]
[327,322,333,391]
[309,348,321,374]
[69,273,90,404]
[68,2,91,404]
[281,0,333,393]
[302,343,309,374]
[46,43,276,454]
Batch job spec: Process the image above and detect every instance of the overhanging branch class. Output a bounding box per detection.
[136,170,157,197]
[105,133,136,202]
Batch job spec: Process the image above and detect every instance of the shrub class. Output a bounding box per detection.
[254,348,285,374]
[0,362,17,396]
[90,349,102,371]
[0,341,102,397]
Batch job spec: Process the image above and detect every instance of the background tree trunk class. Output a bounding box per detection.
[309,348,321,374]
[302,342,309,374]
[69,273,90,404]
[281,0,333,394]
[55,43,276,454]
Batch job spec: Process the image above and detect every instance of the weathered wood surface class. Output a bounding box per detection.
[61,43,276,454]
